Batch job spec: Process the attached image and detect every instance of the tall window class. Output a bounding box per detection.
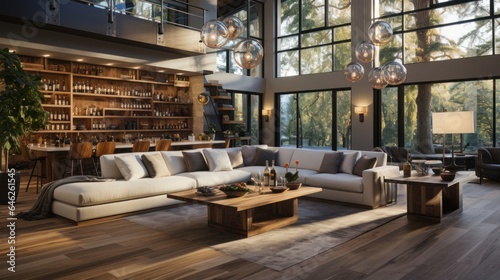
[278,89,351,150]
[233,92,261,144]
[216,0,264,77]
[276,0,351,77]
[377,0,500,153]
[375,0,500,65]
[381,79,499,151]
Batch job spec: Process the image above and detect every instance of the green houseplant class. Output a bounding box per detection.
[0,48,48,203]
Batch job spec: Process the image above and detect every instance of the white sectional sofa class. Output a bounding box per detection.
[51,145,400,223]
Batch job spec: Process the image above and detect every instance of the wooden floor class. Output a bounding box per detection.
[1,171,500,279]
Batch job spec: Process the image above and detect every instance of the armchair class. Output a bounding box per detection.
[476,148,500,184]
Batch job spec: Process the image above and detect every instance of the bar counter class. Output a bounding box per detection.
[30,140,226,182]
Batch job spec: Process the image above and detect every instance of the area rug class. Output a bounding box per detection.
[125,199,406,271]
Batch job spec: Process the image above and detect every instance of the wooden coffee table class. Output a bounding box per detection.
[167,186,322,237]
[385,171,473,222]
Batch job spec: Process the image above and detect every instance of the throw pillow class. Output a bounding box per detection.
[319,152,344,174]
[114,154,149,181]
[182,151,208,172]
[241,145,257,166]
[227,150,244,168]
[161,152,187,175]
[253,147,278,166]
[339,151,361,174]
[353,156,378,176]
[203,149,233,171]
[141,153,169,178]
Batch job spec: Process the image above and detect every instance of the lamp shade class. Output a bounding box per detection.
[432,111,475,134]
[367,67,388,89]
[200,20,228,49]
[344,62,364,82]
[355,41,375,63]
[233,39,264,69]
[223,16,244,40]
[354,106,367,115]
[368,21,393,46]
[382,60,407,85]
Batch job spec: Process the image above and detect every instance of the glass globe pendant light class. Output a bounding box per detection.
[223,16,244,40]
[197,93,210,105]
[368,21,393,46]
[368,67,388,89]
[233,39,264,69]
[355,41,375,63]
[382,60,407,85]
[344,62,364,82]
[200,20,229,49]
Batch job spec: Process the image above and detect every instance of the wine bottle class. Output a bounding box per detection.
[270,160,277,187]
[264,160,270,186]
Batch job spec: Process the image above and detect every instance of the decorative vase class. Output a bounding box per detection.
[286,182,302,190]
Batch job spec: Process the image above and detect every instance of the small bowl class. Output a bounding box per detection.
[221,190,249,198]
[440,172,456,181]
[431,167,443,175]
[270,187,289,193]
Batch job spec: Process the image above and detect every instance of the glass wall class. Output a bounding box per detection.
[233,92,261,145]
[216,0,264,77]
[381,79,499,152]
[276,0,351,77]
[279,89,351,150]
[375,0,499,65]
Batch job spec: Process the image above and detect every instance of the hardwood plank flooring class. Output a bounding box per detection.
[1,170,500,279]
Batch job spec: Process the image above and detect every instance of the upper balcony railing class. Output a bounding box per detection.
[75,0,205,31]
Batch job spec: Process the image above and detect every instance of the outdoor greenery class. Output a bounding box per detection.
[278,0,499,151]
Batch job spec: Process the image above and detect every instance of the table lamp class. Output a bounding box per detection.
[432,111,475,172]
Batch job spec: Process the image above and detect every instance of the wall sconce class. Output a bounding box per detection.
[354,106,368,122]
[262,109,270,122]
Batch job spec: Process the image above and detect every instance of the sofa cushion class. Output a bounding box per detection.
[203,149,233,171]
[141,153,169,178]
[319,152,344,174]
[290,149,327,171]
[241,145,268,166]
[182,151,208,172]
[227,150,244,168]
[53,176,197,206]
[305,173,363,193]
[114,154,149,181]
[161,151,187,175]
[353,156,377,176]
[178,169,252,187]
[253,147,278,166]
[339,151,361,174]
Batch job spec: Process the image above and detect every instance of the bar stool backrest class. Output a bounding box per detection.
[133,140,151,153]
[95,142,116,157]
[155,139,172,151]
[69,142,93,160]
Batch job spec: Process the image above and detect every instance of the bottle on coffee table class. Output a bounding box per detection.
[264,160,270,186]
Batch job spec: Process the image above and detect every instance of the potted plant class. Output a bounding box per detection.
[0,48,48,204]
[284,160,301,190]
[207,123,217,140]
[233,124,246,137]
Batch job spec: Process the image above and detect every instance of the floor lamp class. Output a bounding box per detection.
[432,111,475,172]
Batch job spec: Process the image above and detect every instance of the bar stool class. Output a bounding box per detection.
[21,143,46,193]
[155,139,172,151]
[133,140,151,152]
[64,142,97,177]
[93,142,116,176]
[224,137,232,148]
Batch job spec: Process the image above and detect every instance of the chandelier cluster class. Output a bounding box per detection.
[344,21,407,89]
[200,17,264,69]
